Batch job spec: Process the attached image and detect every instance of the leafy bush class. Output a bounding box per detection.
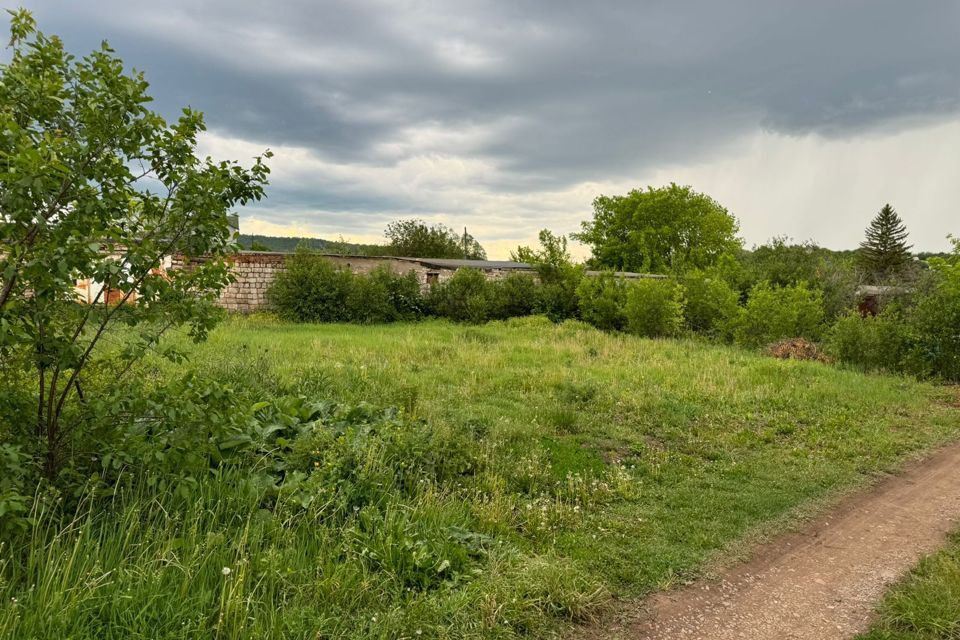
[344,273,393,324]
[0,11,269,482]
[681,271,740,339]
[576,272,628,331]
[0,444,33,535]
[735,281,825,347]
[905,241,960,381]
[270,252,423,324]
[347,266,423,324]
[534,276,582,322]
[489,273,538,320]
[822,239,960,381]
[512,230,584,322]
[736,238,864,321]
[825,310,910,373]
[623,279,685,338]
[818,257,863,321]
[426,268,492,324]
[269,250,354,322]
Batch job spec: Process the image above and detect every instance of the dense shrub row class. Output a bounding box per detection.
[268,244,960,382]
[269,252,423,323]
[824,246,960,380]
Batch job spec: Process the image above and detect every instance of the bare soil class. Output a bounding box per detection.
[581,440,960,640]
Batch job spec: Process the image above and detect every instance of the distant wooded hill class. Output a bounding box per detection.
[238,234,386,255]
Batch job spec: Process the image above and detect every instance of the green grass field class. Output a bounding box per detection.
[2,315,958,639]
[859,530,960,640]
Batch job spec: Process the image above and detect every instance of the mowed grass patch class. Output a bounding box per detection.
[3,315,957,639]
[858,530,960,640]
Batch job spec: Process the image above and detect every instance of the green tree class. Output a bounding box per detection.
[512,229,584,321]
[739,237,862,320]
[511,229,575,282]
[0,11,270,477]
[574,184,741,274]
[857,204,913,282]
[384,219,486,259]
[907,236,960,380]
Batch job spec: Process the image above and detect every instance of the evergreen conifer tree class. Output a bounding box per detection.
[857,204,912,281]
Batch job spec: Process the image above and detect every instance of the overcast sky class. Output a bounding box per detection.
[17,1,960,258]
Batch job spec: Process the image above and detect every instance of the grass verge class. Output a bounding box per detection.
[858,530,960,640]
[2,315,958,639]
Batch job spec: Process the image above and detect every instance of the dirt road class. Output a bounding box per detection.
[586,440,960,640]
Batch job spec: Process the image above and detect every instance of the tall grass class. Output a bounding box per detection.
[3,316,958,638]
[0,470,607,639]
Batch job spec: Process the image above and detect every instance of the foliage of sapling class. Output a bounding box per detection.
[735,282,825,347]
[825,310,910,373]
[905,238,960,381]
[425,268,491,323]
[681,271,740,340]
[740,237,825,290]
[737,238,863,321]
[0,10,270,479]
[268,250,354,322]
[576,271,629,331]
[513,230,584,321]
[488,273,538,320]
[269,254,423,324]
[623,279,686,338]
[0,444,33,535]
[346,266,423,324]
[368,266,423,321]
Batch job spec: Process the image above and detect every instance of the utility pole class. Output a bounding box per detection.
[463,226,468,259]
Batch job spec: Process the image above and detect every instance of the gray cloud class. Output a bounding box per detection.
[13,0,960,250]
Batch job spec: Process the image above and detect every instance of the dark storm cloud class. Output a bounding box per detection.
[21,1,960,171]
[12,0,960,248]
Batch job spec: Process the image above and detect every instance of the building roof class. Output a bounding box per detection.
[584,270,667,279]
[234,250,663,279]
[856,284,911,296]
[400,257,532,270]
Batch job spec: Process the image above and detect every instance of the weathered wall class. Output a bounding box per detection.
[216,252,286,313]
[184,253,668,313]
[174,252,521,313]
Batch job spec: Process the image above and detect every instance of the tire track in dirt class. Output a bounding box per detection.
[582,439,960,640]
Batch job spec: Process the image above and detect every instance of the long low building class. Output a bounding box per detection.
[71,250,662,312]
[176,251,663,313]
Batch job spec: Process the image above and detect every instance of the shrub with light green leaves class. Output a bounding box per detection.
[682,271,740,340]
[735,281,824,347]
[576,271,629,331]
[825,310,910,373]
[425,268,492,324]
[489,273,538,320]
[346,266,423,324]
[906,239,960,381]
[269,252,423,324]
[623,279,686,338]
[268,250,355,322]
